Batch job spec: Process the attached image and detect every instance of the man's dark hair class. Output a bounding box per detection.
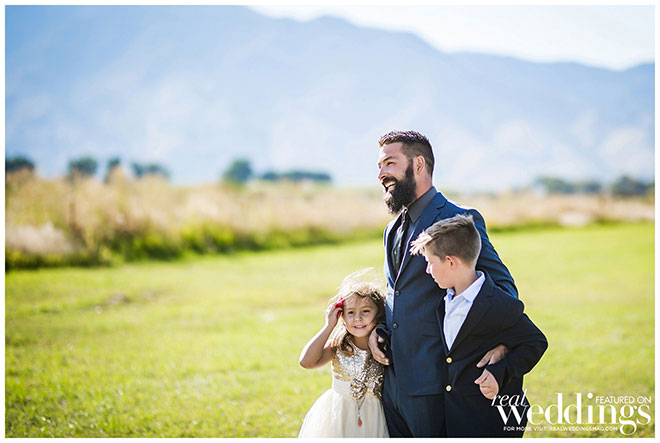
[379,130,434,176]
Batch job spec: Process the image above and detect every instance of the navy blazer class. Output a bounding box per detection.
[382,190,517,395]
[437,273,548,437]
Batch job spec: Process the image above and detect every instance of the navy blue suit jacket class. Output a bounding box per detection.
[382,190,517,395]
[437,273,548,437]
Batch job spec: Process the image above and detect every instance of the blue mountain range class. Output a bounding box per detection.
[6,6,654,191]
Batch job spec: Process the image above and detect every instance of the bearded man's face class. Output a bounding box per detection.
[377,142,417,214]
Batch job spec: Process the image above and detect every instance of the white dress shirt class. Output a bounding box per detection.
[444,271,486,350]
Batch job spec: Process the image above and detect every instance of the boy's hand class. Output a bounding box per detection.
[474,368,499,400]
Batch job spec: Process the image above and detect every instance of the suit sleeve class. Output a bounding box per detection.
[486,313,548,390]
[468,209,518,299]
[380,224,392,338]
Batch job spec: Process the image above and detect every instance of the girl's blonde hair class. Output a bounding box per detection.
[328,268,386,356]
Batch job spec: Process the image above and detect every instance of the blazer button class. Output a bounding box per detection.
[394,290,400,296]
[393,323,399,329]
[446,357,452,364]
[446,385,452,392]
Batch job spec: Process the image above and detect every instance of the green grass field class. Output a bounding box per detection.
[5,222,654,437]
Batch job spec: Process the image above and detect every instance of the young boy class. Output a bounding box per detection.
[410,214,548,437]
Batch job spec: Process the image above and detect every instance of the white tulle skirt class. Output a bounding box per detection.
[298,378,389,438]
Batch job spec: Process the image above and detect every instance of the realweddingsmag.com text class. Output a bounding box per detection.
[491,391,653,435]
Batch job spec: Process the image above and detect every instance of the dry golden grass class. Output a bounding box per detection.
[5,173,391,262]
[5,171,653,266]
[460,192,654,228]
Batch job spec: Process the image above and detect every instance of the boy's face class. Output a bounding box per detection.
[342,296,378,339]
[423,251,453,289]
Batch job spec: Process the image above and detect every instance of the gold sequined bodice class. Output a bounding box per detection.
[331,345,384,402]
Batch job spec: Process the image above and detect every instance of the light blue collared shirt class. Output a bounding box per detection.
[444,271,486,350]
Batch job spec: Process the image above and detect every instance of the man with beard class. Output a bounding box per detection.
[368,130,518,437]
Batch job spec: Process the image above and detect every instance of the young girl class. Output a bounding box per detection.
[298,270,389,438]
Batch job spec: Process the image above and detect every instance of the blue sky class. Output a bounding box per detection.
[251,5,654,70]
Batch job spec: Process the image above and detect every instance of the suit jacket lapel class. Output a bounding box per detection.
[450,277,494,352]
[396,192,448,281]
[436,296,450,354]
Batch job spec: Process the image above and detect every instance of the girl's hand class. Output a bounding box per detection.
[324,303,342,329]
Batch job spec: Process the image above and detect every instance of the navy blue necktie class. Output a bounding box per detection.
[392,209,409,273]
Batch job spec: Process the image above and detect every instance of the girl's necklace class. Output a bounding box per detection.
[352,347,368,427]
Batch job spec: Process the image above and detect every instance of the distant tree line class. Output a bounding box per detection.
[6,156,35,173]
[6,155,331,186]
[221,158,331,185]
[533,175,653,197]
[5,155,170,182]
[68,157,98,178]
[261,170,331,183]
[5,155,651,197]
[130,162,170,180]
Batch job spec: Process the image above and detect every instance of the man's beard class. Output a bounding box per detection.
[383,163,416,214]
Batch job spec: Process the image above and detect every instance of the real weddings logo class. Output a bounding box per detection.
[492,391,653,435]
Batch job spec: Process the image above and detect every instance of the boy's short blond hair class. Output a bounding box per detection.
[410,214,482,265]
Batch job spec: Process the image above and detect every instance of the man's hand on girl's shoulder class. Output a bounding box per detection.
[476,344,509,368]
[369,328,390,365]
